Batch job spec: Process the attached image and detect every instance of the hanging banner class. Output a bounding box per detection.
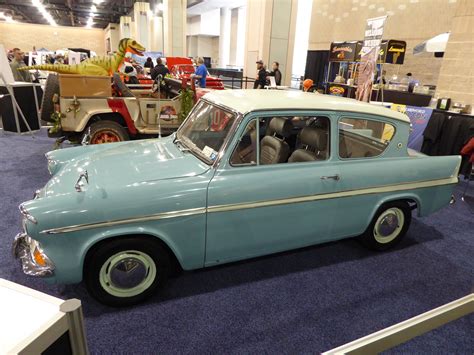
[360,16,388,58]
[356,16,387,102]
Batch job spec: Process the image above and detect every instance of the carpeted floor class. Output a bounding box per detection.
[1,129,473,354]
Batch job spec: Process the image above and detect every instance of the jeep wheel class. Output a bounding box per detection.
[88,120,129,144]
[359,201,412,251]
[85,237,170,307]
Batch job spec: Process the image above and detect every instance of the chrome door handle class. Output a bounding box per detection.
[320,174,340,181]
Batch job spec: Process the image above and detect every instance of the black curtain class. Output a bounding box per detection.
[304,50,330,90]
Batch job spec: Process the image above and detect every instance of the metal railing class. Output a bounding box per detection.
[323,293,474,354]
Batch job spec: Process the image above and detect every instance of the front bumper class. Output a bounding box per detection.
[13,233,55,277]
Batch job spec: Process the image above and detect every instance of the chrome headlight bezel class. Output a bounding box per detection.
[19,204,38,224]
[46,156,58,175]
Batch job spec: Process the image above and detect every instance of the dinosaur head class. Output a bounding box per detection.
[119,38,145,56]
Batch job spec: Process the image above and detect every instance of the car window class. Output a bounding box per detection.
[177,101,236,164]
[230,116,330,166]
[339,117,395,159]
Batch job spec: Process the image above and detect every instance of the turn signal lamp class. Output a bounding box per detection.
[33,248,47,266]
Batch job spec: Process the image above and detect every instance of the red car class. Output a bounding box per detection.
[166,57,224,90]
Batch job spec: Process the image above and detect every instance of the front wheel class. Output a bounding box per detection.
[359,201,412,251]
[84,238,170,307]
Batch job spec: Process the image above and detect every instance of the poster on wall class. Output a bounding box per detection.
[391,104,433,151]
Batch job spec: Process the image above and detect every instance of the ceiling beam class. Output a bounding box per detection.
[66,0,75,26]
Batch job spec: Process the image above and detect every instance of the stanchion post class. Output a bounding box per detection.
[59,298,89,355]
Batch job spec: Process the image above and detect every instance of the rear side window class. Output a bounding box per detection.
[339,117,395,159]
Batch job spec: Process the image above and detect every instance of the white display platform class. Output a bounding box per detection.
[0,278,88,354]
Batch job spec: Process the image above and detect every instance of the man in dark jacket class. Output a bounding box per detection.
[151,58,170,80]
[268,61,282,86]
[253,60,267,89]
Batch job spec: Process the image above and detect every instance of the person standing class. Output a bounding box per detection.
[144,57,154,69]
[268,61,282,86]
[193,57,208,88]
[150,57,170,80]
[9,48,31,82]
[254,60,267,89]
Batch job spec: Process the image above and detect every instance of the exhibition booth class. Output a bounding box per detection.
[0,0,473,353]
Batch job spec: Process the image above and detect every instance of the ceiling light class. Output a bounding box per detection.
[86,17,93,28]
[0,11,16,23]
[31,0,57,26]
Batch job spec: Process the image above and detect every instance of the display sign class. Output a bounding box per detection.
[391,104,433,151]
[329,42,358,62]
[360,16,388,59]
[385,40,406,64]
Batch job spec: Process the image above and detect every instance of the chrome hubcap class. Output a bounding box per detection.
[99,251,157,298]
[374,208,404,244]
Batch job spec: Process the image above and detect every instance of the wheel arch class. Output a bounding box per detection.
[89,112,128,127]
[82,231,184,279]
[366,193,421,228]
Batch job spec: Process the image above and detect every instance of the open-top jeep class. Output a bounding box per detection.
[41,73,207,145]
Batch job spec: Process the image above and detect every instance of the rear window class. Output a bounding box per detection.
[339,117,395,159]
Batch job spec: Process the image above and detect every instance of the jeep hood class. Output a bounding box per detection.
[43,137,210,196]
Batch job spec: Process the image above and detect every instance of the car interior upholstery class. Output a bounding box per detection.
[288,126,328,162]
[260,117,293,165]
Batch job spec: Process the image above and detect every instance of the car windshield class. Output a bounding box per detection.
[176,101,237,164]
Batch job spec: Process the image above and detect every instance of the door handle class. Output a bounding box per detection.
[320,174,340,181]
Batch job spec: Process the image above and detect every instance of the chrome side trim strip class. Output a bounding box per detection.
[208,176,458,213]
[40,207,206,235]
[40,176,457,235]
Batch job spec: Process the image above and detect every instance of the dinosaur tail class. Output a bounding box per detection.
[19,64,81,74]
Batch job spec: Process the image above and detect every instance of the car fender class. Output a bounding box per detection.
[365,192,422,228]
[80,225,186,274]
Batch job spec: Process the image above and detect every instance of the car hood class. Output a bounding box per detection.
[43,136,211,197]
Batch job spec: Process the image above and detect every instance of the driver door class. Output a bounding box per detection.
[205,112,341,266]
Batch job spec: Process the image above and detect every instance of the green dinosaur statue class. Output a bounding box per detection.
[19,38,145,76]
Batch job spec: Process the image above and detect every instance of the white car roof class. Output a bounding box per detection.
[203,90,410,123]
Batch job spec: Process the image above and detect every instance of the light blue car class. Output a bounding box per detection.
[14,90,460,306]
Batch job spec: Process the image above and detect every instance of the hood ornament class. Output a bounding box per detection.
[75,170,89,192]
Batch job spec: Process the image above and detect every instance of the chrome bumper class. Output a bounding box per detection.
[13,233,55,277]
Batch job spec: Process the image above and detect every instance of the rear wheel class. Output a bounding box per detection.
[87,120,129,144]
[85,237,170,307]
[359,201,412,251]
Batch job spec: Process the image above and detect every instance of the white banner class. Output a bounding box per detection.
[360,15,388,58]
